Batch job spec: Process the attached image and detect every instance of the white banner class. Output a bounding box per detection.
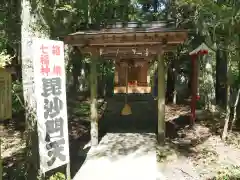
[32,38,69,173]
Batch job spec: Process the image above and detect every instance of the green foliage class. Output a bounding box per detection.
[0,0,21,51]
[49,172,66,180]
[12,80,24,114]
[212,166,240,180]
[0,51,11,68]
[99,59,114,76]
[176,0,240,111]
[177,0,240,48]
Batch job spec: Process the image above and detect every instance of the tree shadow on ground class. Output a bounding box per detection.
[98,94,158,139]
[66,95,91,178]
[1,111,25,136]
[68,120,91,178]
[74,94,211,180]
[3,150,25,180]
[4,93,225,179]
[97,94,197,158]
[67,95,106,178]
[160,113,220,159]
[89,133,156,160]
[99,94,194,140]
[97,93,229,168]
[2,112,26,180]
[2,92,108,179]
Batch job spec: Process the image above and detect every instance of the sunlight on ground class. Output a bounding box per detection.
[73,133,159,180]
[157,123,240,180]
[1,131,25,158]
[3,96,240,180]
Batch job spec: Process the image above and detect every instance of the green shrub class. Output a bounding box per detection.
[49,172,66,180]
[212,166,240,180]
[12,80,24,114]
[0,51,11,68]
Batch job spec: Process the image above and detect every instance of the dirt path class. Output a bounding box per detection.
[157,123,240,179]
[2,94,240,179]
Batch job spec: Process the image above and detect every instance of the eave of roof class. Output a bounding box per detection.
[65,21,188,37]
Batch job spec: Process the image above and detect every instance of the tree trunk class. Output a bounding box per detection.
[222,52,231,140]
[222,84,231,140]
[237,36,240,124]
[202,55,216,111]
[153,0,158,21]
[70,48,82,93]
[21,0,49,179]
[21,1,39,179]
[98,63,106,98]
[166,58,175,103]
[216,48,228,109]
[230,88,240,131]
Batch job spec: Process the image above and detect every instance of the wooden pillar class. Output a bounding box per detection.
[90,56,98,146]
[125,64,128,101]
[157,53,165,144]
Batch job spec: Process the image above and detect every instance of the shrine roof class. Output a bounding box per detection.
[64,21,187,43]
[64,21,188,59]
[67,24,186,35]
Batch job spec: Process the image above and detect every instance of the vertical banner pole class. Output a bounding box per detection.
[66,163,71,180]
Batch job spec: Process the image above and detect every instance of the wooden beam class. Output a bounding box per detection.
[64,31,187,46]
[103,55,155,61]
[100,45,161,52]
[81,45,161,54]
[70,41,183,47]
[81,43,176,48]
[90,56,98,146]
[80,44,178,56]
[115,55,154,61]
[157,52,165,144]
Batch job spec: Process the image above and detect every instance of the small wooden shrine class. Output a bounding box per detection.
[64,21,188,145]
[114,59,151,93]
[0,67,12,120]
